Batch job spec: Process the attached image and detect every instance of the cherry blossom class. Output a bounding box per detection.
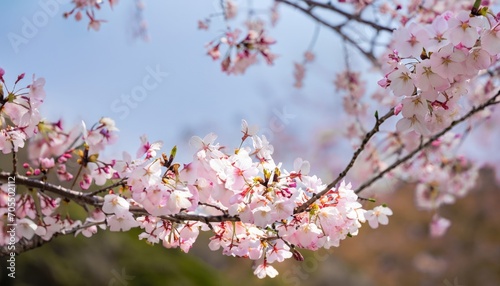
[447,11,485,47]
[393,23,428,57]
[254,262,279,279]
[430,214,451,237]
[387,63,416,97]
[364,205,393,229]
[107,211,139,232]
[102,194,130,215]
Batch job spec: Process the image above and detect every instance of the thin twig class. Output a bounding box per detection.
[87,178,127,196]
[11,149,17,175]
[276,0,379,65]
[129,207,240,223]
[300,0,393,32]
[198,202,229,215]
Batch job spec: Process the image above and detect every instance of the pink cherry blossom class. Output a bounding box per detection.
[267,240,292,263]
[17,218,38,240]
[396,114,430,135]
[430,44,467,80]
[448,11,485,47]
[414,59,450,92]
[364,205,393,229]
[401,95,429,117]
[480,27,500,55]
[426,15,450,50]
[430,214,451,237]
[387,64,416,96]
[392,23,430,58]
[107,211,139,232]
[253,262,279,279]
[102,194,130,215]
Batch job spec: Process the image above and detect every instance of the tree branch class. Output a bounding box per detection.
[0,172,103,206]
[354,91,500,194]
[294,108,395,214]
[299,0,393,32]
[0,236,48,257]
[276,0,380,65]
[0,172,242,225]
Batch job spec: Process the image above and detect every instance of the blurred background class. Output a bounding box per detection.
[1,167,499,286]
[1,1,499,285]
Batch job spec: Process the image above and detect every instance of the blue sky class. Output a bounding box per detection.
[1,0,368,170]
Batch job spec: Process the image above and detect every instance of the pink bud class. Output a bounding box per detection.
[292,249,304,261]
[430,215,451,237]
[15,73,25,84]
[23,163,29,168]
[41,158,55,169]
[221,56,231,72]
[34,169,41,176]
[394,103,403,115]
[75,11,82,21]
[431,139,441,147]
[304,51,315,62]
[377,78,389,88]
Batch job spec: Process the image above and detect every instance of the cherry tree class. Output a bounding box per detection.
[2,0,500,280]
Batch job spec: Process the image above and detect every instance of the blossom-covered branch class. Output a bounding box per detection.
[295,108,395,214]
[5,0,500,280]
[354,90,500,195]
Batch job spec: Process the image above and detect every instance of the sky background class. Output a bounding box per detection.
[0,0,361,166]
[2,0,499,181]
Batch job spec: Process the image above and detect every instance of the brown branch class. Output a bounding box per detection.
[0,221,107,256]
[354,91,500,194]
[198,202,229,215]
[294,108,395,214]
[129,207,239,223]
[87,178,127,196]
[0,172,241,225]
[0,172,103,206]
[276,0,379,65]
[0,236,48,256]
[299,0,393,32]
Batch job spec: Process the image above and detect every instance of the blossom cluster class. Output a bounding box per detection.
[293,51,315,88]
[198,0,278,75]
[63,0,119,31]
[379,9,500,135]
[0,69,45,154]
[96,124,392,278]
[205,28,277,75]
[395,132,479,237]
[0,71,391,279]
